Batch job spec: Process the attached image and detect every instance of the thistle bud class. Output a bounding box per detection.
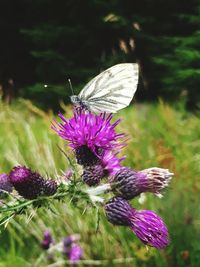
[9,166,57,199]
[82,165,105,186]
[104,197,132,226]
[0,173,13,197]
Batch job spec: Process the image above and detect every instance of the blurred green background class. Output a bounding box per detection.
[0,0,200,266]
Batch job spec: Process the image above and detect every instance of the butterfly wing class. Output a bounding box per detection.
[78,63,139,113]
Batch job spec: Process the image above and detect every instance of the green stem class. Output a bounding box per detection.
[0,192,70,213]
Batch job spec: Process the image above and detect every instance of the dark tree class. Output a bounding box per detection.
[0,0,199,108]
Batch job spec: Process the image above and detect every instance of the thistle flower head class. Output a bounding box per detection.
[52,111,125,165]
[41,230,53,250]
[105,197,169,249]
[9,166,57,199]
[9,166,31,184]
[0,173,13,197]
[110,167,173,199]
[140,167,173,195]
[130,209,169,249]
[69,243,83,264]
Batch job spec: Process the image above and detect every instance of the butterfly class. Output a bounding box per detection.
[70,63,139,113]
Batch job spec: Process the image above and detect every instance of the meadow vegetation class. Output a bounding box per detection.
[0,99,199,267]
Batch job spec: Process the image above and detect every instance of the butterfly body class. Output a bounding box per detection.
[71,63,139,113]
[70,95,91,111]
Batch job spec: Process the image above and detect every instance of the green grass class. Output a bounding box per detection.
[0,99,199,266]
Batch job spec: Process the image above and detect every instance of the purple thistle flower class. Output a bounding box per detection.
[0,173,13,197]
[110,167,173,199]
[63,245,71,257]
[69,243,83,264]
[41,230,53,250]
[105,197,169,249]
[130,210,169,249]
[9,166,57,199]
[63,234,80,256]
[52,111,125,166]
[140,167,173,195]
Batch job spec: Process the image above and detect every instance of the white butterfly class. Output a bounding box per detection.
[70,63,139,113]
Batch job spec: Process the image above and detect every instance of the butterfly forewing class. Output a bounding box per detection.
[78,63,139,113]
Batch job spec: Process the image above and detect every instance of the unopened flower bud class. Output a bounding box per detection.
[82,165,105,186]
[9,166,57,199]
[0,173,13,197]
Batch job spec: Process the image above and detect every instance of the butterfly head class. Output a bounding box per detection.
[70,95,81,104]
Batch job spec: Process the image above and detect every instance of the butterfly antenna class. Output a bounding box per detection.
[68,78,74,95]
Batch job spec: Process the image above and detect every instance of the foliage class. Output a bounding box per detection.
[20,83,73,111]
[0,100,199,266]
[0,1,200,108]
